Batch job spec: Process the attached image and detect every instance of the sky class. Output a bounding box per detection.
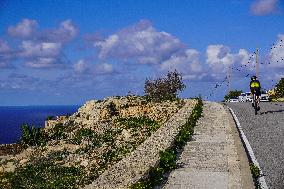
[0,0,283,105]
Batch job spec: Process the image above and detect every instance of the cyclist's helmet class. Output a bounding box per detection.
[251,76,257,81]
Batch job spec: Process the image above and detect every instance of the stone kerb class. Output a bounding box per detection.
[84,99,197,189]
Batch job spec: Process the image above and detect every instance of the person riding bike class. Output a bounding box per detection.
[250,76,261,110]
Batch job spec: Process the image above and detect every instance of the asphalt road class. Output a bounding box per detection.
[226,102,284,189]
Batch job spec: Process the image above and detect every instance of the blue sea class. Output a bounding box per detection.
[0,105,80,144]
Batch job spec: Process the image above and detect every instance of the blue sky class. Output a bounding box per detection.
[0,0,283,105]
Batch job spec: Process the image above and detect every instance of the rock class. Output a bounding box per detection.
[0,166,4,173]
[121,129,132,141]
[80,160,89,167]
[19,158,28,165]
[4,161,16,172]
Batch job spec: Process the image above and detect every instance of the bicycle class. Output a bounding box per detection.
[252,91,260,115]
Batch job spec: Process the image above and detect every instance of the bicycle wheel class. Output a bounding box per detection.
[254,94,258,115]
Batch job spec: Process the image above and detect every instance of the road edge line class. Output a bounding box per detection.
[227,106,268,189]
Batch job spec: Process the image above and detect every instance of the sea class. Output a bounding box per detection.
[0,105,80,144]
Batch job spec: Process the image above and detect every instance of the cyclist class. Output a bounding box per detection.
[250,76,261,110]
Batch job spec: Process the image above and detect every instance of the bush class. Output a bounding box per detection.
[49,123,67,140]
[159,148,176,172]
[46,116,55,120]
[144,70,186,102]
[115,117,159,132]
[107,102,119,117]
[71,128,101,146]
[275,78,284,98]
[20,124,47,147]
[0,160,84,189]
[224,90,243,101]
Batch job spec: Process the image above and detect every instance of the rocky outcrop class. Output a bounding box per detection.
[0,96,187,188]
[84,99,197,189]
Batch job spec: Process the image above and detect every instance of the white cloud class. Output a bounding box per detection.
[43,19,78,43]
[17,41,64,68]
[160,49,204,80]
[73,59,113,76]
[5,19,79,69]
[25,57,60,68]
[19,41,62,58]
[0,40,11,53]
[206,45,254,73]
[0,39,14,68]
[8,19,38,38]
[251,0,279,15]
[94,20,184,64]
[74,59,88,74]
[269,34,284,69]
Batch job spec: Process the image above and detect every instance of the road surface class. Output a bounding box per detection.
[226,102,284,189]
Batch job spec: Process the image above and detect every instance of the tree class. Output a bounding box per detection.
[144,70,186,102]
[224,90,243,101]
[275,78,284,98]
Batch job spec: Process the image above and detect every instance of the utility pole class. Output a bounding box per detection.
[227,65,232,93]
[256,48,259,78]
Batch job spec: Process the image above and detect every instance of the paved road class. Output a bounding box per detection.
[226,102,284,189]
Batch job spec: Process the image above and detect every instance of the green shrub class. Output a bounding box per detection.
[250,163,260,179]
[224,90,243,101]
[159,148,176,172]
[20,124,47,147]
[0,160,84,189]
[71,128,101,146]
[115,117,159,132]
[175,127,192,149]
[275,78,284,98]
[107,102,119,117]
[131,181,151,189]
[148,167,164,186]
[49,123,67,140]
[47,149,69,161]
[144,70,186,102]
[46,115,55,120]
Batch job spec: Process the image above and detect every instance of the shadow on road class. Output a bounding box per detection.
[260,109,284,115]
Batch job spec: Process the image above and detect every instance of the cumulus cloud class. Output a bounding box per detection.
[0,73,40,90]
[19,41,62,58]
[160,49,204,80]
[73,59,113,76]
[5,19,78,68]
[206,45,253,73]
[269,34,284,69]
[94,20,185,64]
[18,40,64,68]
[0,39,14,68]
[40,19,78,43]
[251,0,279,15]
[7,19,38,38]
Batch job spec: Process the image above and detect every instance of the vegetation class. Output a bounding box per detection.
[49,123,68,140]
[249,163,261,189]
[144,70,186,102]
[107,102,119,116]
[275,78,284,98]
[70,128,101,147]
[46,115,55,120]
[115,117,159,133]
[20,124,47,148]
[0,158,85,189]
[224,90,243,101]
[1,88,186,188]
[131,98,203,189]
